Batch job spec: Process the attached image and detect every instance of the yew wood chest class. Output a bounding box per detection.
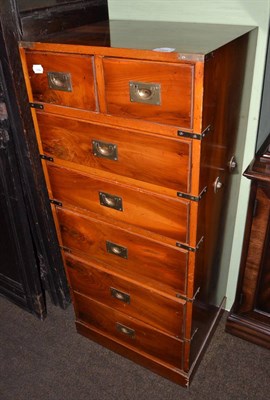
[19,20,256,386]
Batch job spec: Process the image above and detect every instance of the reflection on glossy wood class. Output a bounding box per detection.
[73,292,184,369]
[47,163,189,242]
[66,253,185,337]
[26,51,96,110]
[57,207,189,297]
[20,21,255,385]
[102,58,193,127]
[37,112,192,192]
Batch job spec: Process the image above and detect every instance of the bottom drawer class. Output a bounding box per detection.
[66,253,185,337]
[74,292,183,369]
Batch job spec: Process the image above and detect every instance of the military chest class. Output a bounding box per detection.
[19,20,255,386]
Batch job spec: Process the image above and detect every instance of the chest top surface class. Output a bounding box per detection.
[21,19,255,60]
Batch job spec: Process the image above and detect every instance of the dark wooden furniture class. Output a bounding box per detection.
[0,0,108,317]
[19,20,255,385]
[0,54,46,316]
[226,134,270,349]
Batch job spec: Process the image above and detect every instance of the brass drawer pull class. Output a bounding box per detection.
[47,72,72,92]
[92,140,118,160]
[106,241,128,258]
[99,192,123,211]
[228,155,237,172]
[213,176,223,193]
[110,287,130,304]
[116,322,135,338]
[129,81,161,105]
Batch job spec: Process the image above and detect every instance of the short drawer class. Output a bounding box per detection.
[74,292,184,369]
[48,163,189,242]
[66,253,185,337]
[57,208,188,297]
[37,113,192,193]
[102,57,194,128]
[25,51,96,110]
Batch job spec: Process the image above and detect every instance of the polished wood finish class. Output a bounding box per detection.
[57,208,189,297]
[226,135,270,349]
[20,21,255,385]
[102,58,193,127]
[26,51,97,110]
[66,253,185,337]
[37,112,192,192]
[47,163,189,242]
[73,292,184,369]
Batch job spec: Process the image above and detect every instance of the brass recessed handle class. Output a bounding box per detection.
[137,87,153,100]
[92,140,118,160]
[213,176,223,193]
[99,192,123,211]
[51,76,65,88]
[228,155,237,173]
[129,81,161,105]
[110,287,130,304]
[47,72,72,92]
[111,246,122,255]
[106,241,128,259]
[116,322,135,338]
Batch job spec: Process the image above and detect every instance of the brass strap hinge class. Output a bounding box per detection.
[50,199,62,207]
[176,236,204,252]
[184,328,198,343]
[60,245,72,253]
[40,154,54,162]
[29,102,44,110]
[177,186,207,201]
[178,125,211,140]
[176,286,200,302]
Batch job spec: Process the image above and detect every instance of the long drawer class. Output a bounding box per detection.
[48,163,189,242]
[57,208,189,297]
[66,253,185,337]
[37,112,192,193]
[102,57,194,128]
[74,292,184,369]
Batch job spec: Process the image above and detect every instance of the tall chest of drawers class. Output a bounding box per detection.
[19,20,256,386]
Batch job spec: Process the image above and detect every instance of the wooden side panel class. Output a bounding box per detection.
[66,253,185,337]
[57,208,189,297]
[102,58,194,128]
[47,163,190,242]
[25,51,97,110]
[73,292,184,369]
[37,112,192,193]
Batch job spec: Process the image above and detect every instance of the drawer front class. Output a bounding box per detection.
[57,208,188,297]
[25,51,96,110]
[66,253,185,337]
[103,58,194,127]
[37,113,192,193]
[74,292,184,369]
[48,164,189,242]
